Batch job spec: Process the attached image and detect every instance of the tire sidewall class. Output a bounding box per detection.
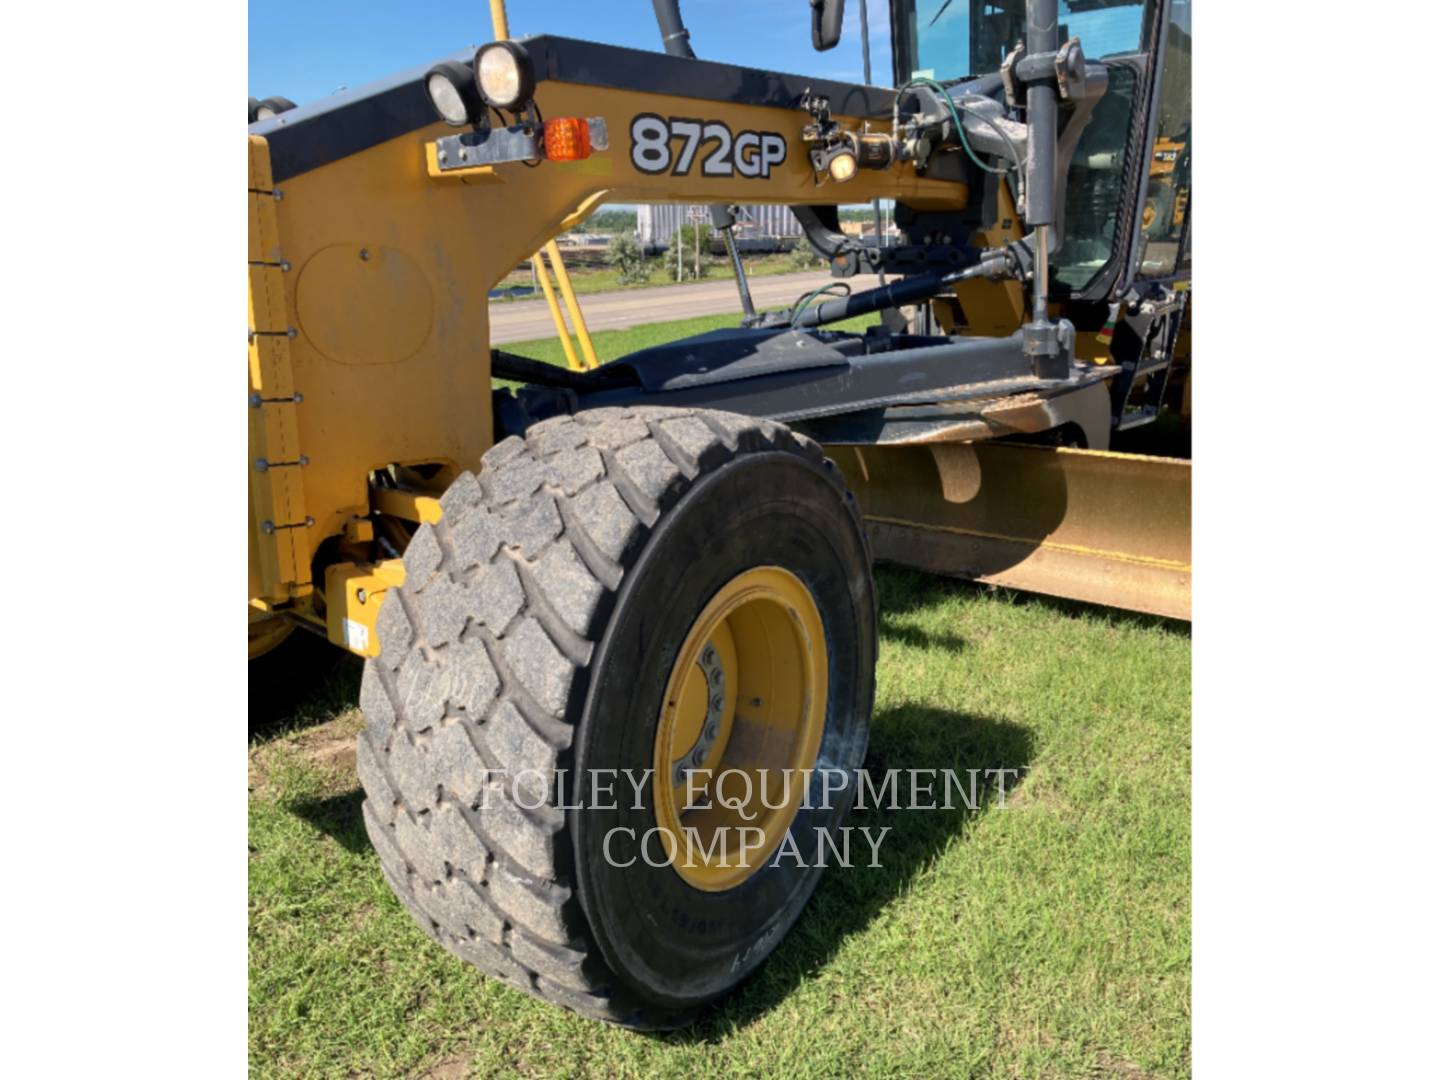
[571,449,876,1010]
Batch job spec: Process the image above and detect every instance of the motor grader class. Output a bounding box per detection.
[248,0,1191,1028]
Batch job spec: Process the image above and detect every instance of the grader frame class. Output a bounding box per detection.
[249,0,1190,666]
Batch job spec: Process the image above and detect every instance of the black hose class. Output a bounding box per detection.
[650,1,767,325]
[492,349,635,389]
[788,255,1008,330]
[789,272,952,329]
[651,0,696,58]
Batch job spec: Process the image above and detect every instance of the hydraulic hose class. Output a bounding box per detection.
[652,1,760,321]
[789,272,952,330]
[651,0,696,58]
[788,254,1012,330]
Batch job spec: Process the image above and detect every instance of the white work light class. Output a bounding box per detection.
[254,96,297,121]
[425,61,483,127]
[474,41,535,110]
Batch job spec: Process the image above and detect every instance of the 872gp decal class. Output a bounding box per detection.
[630,114,788,179]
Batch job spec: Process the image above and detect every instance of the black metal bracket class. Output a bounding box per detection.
[1108,288,1187,430]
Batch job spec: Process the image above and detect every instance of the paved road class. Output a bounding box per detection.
[489,270,884,344]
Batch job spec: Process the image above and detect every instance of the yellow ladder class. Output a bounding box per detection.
[492,0,598,371]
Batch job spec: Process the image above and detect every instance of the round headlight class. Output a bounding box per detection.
[255,96,297,121]
[828,149,858,183]
[474,41,534,110]
[425,61,482,127]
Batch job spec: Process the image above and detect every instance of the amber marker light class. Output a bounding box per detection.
[544,118,593,162]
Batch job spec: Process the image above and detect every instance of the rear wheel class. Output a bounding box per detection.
[356,406,875,1027]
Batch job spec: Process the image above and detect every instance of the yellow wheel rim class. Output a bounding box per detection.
[652,566,828,891]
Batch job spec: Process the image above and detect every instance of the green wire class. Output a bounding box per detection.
[905,77,1006,175]
[790,283,851,327]
[902,77,1013,178]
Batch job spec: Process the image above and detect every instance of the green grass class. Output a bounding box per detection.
[500,309,883,369]
[250,570,1190,1079]
[495,252,812,300]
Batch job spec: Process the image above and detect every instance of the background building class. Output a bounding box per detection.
[635,204,804,252]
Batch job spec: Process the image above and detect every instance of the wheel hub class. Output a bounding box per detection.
[652,566,828,892]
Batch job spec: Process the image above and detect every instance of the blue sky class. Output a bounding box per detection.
[249,1,895,108]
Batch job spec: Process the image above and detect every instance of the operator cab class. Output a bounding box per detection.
[891,0,1191,299]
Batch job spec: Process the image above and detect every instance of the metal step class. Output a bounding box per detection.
[1114,404,1162,431]
[1108,289,1188,431]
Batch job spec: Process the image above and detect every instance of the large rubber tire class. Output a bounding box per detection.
[355,406,875,1027]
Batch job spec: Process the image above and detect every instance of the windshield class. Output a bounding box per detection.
[894,0,1150,83]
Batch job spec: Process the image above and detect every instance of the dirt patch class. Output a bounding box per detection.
[414,1054,472,1079]
[249,710,365,791]
[1093,1051,1158,1080]
[293,711,363,771]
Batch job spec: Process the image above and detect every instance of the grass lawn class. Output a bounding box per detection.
[495,252,816,300]
[250,570,1190,1079]
[498,309,882,370]
[249,315,1191,1077]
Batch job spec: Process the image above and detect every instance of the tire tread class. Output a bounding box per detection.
[356,406,862,1028]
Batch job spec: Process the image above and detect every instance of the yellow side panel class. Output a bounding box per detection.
[249,335,294,400]
[248,264,289,333]
[248,191,283,264]
[248,496,268,604]
[268,129,501,550]
[249,469,303,591]
[249,136,309,603]
[248,135,273,191]
[251,401,303,476]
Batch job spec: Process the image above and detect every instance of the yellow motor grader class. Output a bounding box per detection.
[248,0,1191,1027]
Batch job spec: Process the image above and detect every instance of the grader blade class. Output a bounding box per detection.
[829,442,1191,621]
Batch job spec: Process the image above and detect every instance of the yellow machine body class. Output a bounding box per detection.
[249,36,1191,658]
[248,77,970,648]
